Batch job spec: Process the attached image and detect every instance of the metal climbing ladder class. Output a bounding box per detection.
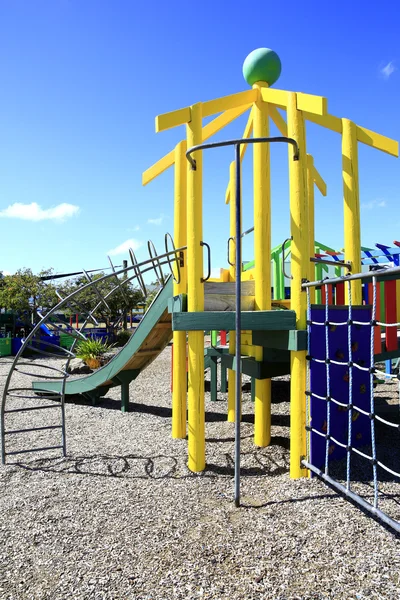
[1,236,184,463]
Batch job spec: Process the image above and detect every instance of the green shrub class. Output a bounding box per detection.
[115,329,133,347]
[75,338,112,361]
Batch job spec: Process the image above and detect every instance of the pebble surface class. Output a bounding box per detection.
[0,347,399,600]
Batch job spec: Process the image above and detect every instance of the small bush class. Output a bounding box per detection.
[115,329,133,347]
[75,338,112,361]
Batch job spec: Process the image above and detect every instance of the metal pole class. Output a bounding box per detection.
[234,143,242,508]
[123,259,128,330]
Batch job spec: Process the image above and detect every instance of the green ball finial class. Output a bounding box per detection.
[243,48,281,87]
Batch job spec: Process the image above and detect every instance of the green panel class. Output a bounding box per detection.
[33,278,173,396]
[252,329,307,351]
[168,293,187,313]
[0,338,12,357]
[221,354,290,379]
[172,310,296,332]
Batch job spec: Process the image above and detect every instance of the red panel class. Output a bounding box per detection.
[321,284,333,305]
[335,283,345,305]
[385,280,398,351]
[220,330,227,345]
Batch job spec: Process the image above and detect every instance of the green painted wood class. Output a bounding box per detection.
[32,278,173,397]
[251,378,255,403]
[211,330,218,346]
[252,329,307,351]
[210,356,218,401]
[168,293,187,313]
[121,381,130,413]
[172,310,296,332]
[221,360,227,393]
[221,354,290,379]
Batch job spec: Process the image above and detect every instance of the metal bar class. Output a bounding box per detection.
[281,237,293,280]
[302,263,400,289]
[4,405,61,413]
[200,241,211,282]
[303,460,400,534]
[5,425,63,435]
[234,142,242,508]
[186,136,300,169]
[5,445,64,456]
[310,257,351,268]
[241,226,254,239]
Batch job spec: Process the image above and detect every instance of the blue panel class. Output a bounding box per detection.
[309,305,372,470]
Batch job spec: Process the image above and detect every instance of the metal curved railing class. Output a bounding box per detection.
[1,236,184,464]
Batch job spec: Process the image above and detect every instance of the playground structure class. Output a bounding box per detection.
[2,48,400,531]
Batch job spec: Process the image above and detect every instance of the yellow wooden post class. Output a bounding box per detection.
[172,140,187,439]
[342,118,362,304]
[186,103,205,472]
[307,154,316,303]
[228,160,237,422]
[287,92,308,478]
[253,81,271,448]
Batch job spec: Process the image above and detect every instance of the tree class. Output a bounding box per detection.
[0,268,58,325]
[58,272,145,328]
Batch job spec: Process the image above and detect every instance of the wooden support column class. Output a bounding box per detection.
[253,81,271,448]
[172,140,188,439]
[186,103,205,472]
[287,92,308,478]
[307,154,316,303]
[342,118,362,304]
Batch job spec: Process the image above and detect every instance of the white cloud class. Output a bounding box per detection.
[147,213,167,226]
[361,199,387,210]
[0,202,80,222]
[107,238,143,256]
[1,270,11,276]
[381,61,396,79]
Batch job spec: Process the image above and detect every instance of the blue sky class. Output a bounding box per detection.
[0,0,399,281]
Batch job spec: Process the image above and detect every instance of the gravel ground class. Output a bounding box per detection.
[0,347,400,600]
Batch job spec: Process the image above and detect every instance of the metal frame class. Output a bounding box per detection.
[187,136,300,507]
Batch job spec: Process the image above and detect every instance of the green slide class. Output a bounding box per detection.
[32,278,174,411]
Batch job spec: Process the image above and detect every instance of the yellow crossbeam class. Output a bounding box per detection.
[155,106,191,133]
[225,108,254,204]
[261,88,328,116]
[303,112,398,157]
[143,105,253,186]
[202,89,258,118]
[311,163,327,196]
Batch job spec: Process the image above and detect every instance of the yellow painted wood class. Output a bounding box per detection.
[253,81,271,448]
[142,149,175,186]
[228,160,237,422]
[202,104,252,141]
[307,155,316,303]
[172,140,188,440]
[156,106,191,133]
[225,108,254,204]
[296,92,328,116]
[260,87,288,109]
[202,89,258,119]
[312,163,327,196]
[356,125,399,158]
[287,93,308,478]
[342,119,362,304]
[302,111,342,134]
[269,105,288,135]
[186,103,205,472]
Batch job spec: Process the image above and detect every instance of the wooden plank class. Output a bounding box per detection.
[204,281,255,295]
[156,322,172,329]
[137,349,161,356]
[302,111,342,134]
[356,125,399,157]
[296,92,328,116]
[172,310,297,332]
[252,329,307,351]
[142,149,174,186]
[312,162,327,196]
[155,106,191,133]
[202,104,252,140]
[221,354,290,379]
[202,89,258,118]
[205,295,255,311]
[385,280,398,351]
[260,87,288,109]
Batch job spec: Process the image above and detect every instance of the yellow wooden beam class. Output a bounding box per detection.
[155,106,192,133]
[311,162,327,196]
[356,125,399,157]
[296,92,328,116]
[302,111,342,133]
[225,109,254,204]
[202,103,252,140]
[142,149,175,186]
[260,87,288,110]
[202,89,258,119]
[269,105,288,135]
